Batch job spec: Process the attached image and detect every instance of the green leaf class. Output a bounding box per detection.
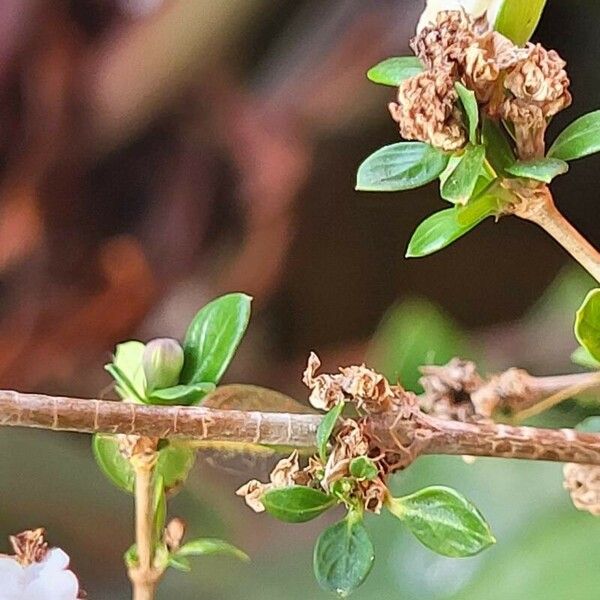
[571,346,600,370]
[575,289,600,362]
[388,486,495,557]
[366,56,423,86]
[548,110,600,161]
[316,401,344,462]
[153,475,166,544]
[356,142,450,192]
[455,83,479,145]
[313,516,375,596]
[168,554,192,572]
[180,293,252,386]
[262,486,337,523]
[575,417,600,433]
[111,341,146,399]
[92,434,135,493]
[406,193,497,258]
[175,538,249,562]
[495,0,547,45]
[441,145,486,204]
[349,457,378,480]
[506,158,569,183]
[92,436,196,494]
[148,382,216,406]
[481,118,515,176]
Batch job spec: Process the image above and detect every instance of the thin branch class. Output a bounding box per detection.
[510,186,600,283]
[2,385,600,466]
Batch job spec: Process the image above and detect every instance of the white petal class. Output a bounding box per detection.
[0,557,25,599]
[40,549,70,572]
[23,570,79,600]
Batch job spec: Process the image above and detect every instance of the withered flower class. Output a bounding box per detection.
[563,463,600,516]
[389,70,467,151]
[236,451,302,513]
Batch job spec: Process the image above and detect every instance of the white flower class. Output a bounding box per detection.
[417,0,504,33]
[0,549,79,600]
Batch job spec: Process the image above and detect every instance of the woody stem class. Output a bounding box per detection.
[511,186,600,283]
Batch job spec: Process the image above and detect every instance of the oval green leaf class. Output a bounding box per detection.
[441,145,486,204]
[390,486,495,557]
[105,340,146,401]
[262,486,337,523]
[506,157,568,183]
[175,538,249,561]
[316,401,344,462]
[148,382,216,406]
[366,56,423,86]
[406,193,497,258]
[455,83,479,145]
[495,0,547,45]
[548,110,600,161]
[180,293,252,385]
[356,142,449,192]
[313,517,374,596]
[575,288,600,362]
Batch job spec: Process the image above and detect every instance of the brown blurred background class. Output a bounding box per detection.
[0,1,599,598]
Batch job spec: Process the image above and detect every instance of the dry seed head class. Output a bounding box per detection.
[563,463,600,516]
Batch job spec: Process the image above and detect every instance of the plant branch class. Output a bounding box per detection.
[1,374,600,466]
[129,459,158,600]
[510,186,600,283]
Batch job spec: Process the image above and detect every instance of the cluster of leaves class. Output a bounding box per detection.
[356,2,600,259]
[93,293,252,573]
[259,401,494,597]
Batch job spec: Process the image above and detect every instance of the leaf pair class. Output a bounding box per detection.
[105,293,252,406]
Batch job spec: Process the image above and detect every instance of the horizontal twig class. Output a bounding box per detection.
[2,388,600,466]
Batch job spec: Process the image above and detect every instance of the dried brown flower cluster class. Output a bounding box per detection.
[237,354,399,515]
[419,358,484,421]
[563,463,600,516]
[390,10,571,158]
[302,351,401,413]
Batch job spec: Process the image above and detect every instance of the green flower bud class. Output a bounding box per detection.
[143,338,184,392]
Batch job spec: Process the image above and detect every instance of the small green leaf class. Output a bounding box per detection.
[92,434,135,492]
[575,289,600,362]
[506,158,569,183]
[575,417,600,433]
[548,110,600,161]
[571,346,600,370]
[262,486,337,523]
[316,401,344,462]
[441,145,486,204]
[356,142,449,192]
[180,293,252,385]
[495,0,547,45]
[366,56,423,86]
[481,118,515,176]
[388,486,495,557]
[455,83,479,145]
[168,555,192,572]
[313,515,375,596]
[153,475,166,544]
[92,437,196,494]
[148,382,216,406]
[124,544,138,569]
[349,457,378,480]
[406,193,497,258]
[107,341,146,401]
[175,538,249,562]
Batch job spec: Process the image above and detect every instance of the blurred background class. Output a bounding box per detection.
[0,0,599,597]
